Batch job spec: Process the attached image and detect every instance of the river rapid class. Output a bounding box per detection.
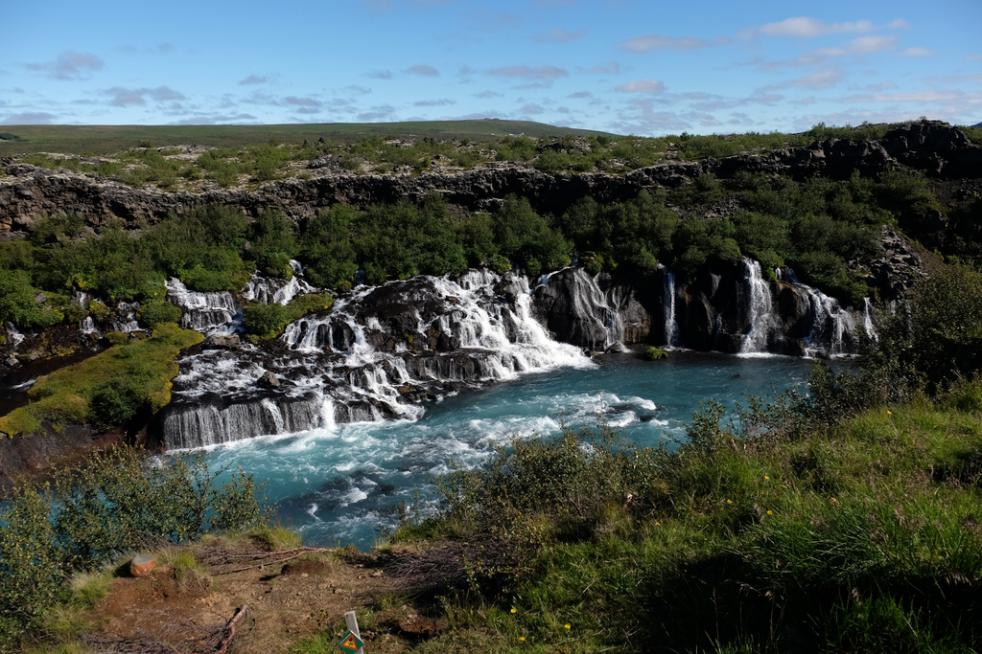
[199,351,813,549]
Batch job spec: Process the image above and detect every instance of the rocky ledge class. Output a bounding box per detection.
[2,120,980,235]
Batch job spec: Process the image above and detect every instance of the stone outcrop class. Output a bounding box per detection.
[2,120,979,236]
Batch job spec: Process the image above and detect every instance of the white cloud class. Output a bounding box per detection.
[888,18,910,30]
[103,86,185,107]
[25,51,104,80]
[757,17,874,38]
[2,111,58,124]
[848,35,896,53]
[903,47,934,58]
[535,28,584,43]
[238,74,269,85]
[619,34,710,52]
[405,64,440,77]
[787,69,842,89]
[615,79,665,94]
[487,65,568,79]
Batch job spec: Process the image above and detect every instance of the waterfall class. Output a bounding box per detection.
[163,270,593,449]
[110,301,141,333]
[241,260,316,305]
[5,323,25,348]
[739,258,776,353]
[862,297,877,341]
[533,268,626,351]
[165,278,239,334]
[662,268,678,347]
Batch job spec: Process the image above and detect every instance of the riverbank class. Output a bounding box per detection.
[21,379,981,653]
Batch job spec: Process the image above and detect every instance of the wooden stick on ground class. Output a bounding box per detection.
[214,605,247,654]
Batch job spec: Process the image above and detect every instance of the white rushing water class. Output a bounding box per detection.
[164,270,594,450]
[662,268,679,347]
[165,278,239,334]
[739,258,777,354]
[242,260,317,305]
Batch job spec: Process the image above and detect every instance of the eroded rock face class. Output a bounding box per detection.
[2,120,979,237]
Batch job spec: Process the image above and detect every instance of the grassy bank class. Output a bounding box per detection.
[391,381,982,653]
[0,323,202,436]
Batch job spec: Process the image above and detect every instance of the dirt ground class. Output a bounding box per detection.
[77,535,449,654]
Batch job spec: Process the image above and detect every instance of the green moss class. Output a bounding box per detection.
[242,292,334,341]
[0,323,203,437]
[642,346,667,361]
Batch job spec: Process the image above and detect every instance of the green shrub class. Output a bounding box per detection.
[0,448,265,647]
[88,379,146,430]
[243,292,334,340]
[137,299,182,327]
[0,270,64,329]
[642,346,667,361]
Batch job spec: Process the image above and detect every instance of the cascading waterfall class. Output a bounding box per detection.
[165,278,239,334]
[533,268,626,352]
[662,268,678,347]
[242,260,316,305]
[162,270,593,450]
[111,301,141,333]
[862,298,877,341]
[739,258,777,353]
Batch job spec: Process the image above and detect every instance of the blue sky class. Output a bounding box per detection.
[2,0,980,134]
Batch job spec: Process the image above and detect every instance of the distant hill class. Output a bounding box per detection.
[974,121,982,128]
[0,120,616,155]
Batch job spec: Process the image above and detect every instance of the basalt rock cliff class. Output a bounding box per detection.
[1,120,979,236]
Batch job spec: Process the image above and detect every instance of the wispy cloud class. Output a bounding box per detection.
[756,17,874,38]
[902,47,934,58]
[103,86,185,107]
[487,65,568,80]
[238,74,270,85]
[534,28,584,43]
[25,51,104,80]
[405,64,440,76]
[579,62,622,74]
[620,34,712,52]
[2,111,59,124]
[358,104,396,120]
[615,79,665,94]
[414,98,455,106]
[367,69,394,79]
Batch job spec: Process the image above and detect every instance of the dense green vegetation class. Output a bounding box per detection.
[0,323,202,436]
[392,263,982,653]
[0,448,263,650]
[0,160,962,336]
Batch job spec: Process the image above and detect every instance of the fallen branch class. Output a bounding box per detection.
[211,549,325,575]
[213,605,247,654]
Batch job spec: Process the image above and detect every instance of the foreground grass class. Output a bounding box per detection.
[0,323,202,436]
[397,381,982,652]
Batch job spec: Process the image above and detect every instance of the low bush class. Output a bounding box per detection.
[0,448,264,650]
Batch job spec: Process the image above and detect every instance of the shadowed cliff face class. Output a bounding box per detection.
[1,120,980,236]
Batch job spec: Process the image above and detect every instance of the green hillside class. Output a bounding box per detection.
[0,120,615,155]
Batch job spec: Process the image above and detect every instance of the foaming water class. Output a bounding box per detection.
[201,351,813,549]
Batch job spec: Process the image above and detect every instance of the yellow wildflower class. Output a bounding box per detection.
[725,499,733,505]
[830,497,839,505]
[763,474,770,481]
[518,636,526,642]
[564,623,571,631]
[510,607,518,615]
[766,509,774,516]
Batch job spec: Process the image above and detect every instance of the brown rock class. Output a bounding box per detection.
[128,554,157,577]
